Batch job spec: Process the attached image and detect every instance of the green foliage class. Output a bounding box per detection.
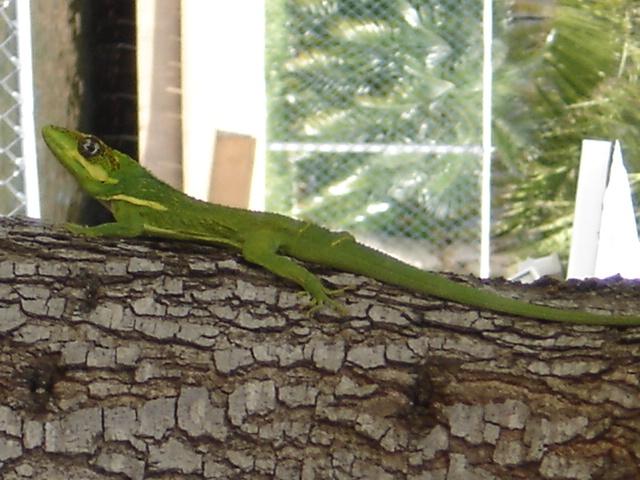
[495,0,640,256]
[267,0,640,259]
[266,0,484,241]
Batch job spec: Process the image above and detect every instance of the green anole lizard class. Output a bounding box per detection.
[42,125,640,326]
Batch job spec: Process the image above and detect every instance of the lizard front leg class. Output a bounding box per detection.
[65,221,144,237]
[65,200,147,237]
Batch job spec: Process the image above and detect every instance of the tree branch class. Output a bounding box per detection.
[0,216,639,479]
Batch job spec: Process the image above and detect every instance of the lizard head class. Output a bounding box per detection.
[42,125,126,195]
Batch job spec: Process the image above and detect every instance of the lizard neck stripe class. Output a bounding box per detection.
[101,194,168,211]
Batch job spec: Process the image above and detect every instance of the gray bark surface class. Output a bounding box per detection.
[0,216,639,479]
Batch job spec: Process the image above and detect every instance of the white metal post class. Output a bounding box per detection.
[16,0,40,218]
[480,0,493,277]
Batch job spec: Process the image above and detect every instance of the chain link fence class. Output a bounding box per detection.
[0,0,25,217]
[266,0,486,271]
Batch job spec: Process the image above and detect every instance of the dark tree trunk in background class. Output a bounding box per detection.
[0,217,638,479]
[88,0,138,156]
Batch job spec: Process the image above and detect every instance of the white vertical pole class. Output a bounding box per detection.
[480,0,493,278]
[16,0,40,218]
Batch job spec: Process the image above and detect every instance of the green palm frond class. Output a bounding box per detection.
[495,0,640,257]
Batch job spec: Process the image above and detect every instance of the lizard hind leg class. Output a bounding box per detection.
[242,236,344,313]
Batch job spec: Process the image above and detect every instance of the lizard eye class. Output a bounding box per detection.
[78,136,102,158]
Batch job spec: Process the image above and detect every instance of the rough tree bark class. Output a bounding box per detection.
[0,216,639,480]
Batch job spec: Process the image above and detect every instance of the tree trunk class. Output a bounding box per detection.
[0,216,638,480]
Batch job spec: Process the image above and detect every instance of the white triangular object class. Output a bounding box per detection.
[594,141,640,278]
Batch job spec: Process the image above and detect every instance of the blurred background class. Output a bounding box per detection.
[1,0,639,276]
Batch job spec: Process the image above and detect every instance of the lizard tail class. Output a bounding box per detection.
[293,232,639,326]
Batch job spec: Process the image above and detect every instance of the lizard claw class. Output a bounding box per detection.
[303,287,350,316]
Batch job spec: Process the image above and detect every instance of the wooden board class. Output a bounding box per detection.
[209,130,256,208]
